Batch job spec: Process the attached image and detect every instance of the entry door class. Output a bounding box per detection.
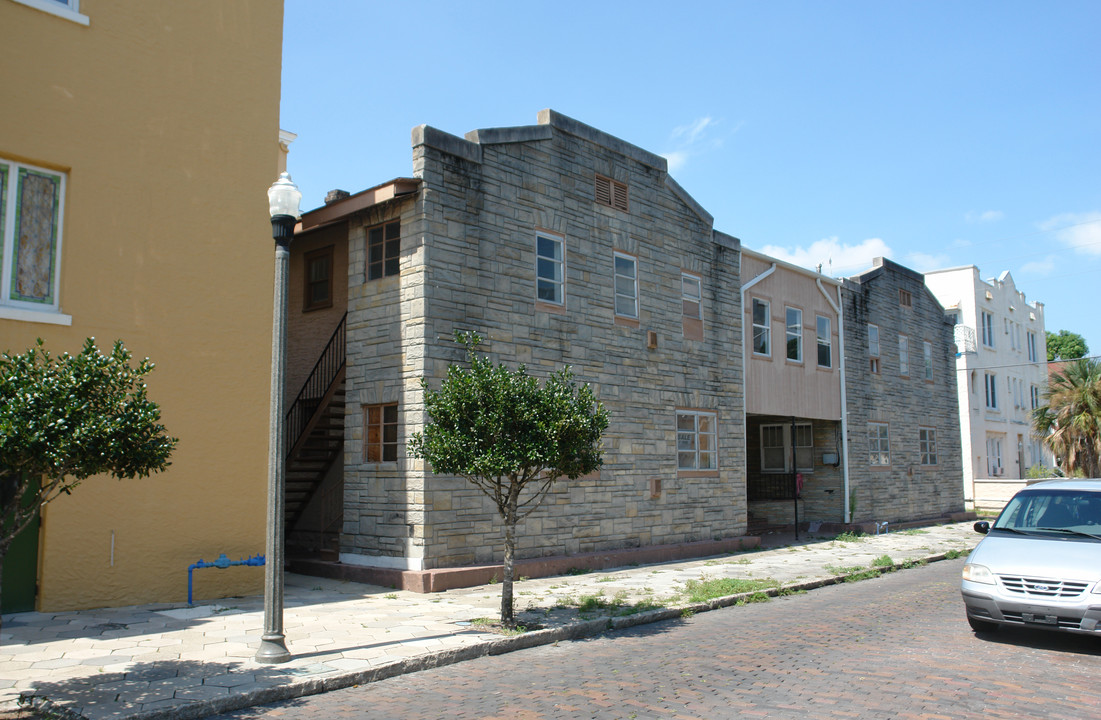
[1,476,39,613]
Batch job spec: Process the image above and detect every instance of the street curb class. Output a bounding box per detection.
[22,551,966,720]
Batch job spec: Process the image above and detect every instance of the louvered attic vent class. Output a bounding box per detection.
[595,174,629,212]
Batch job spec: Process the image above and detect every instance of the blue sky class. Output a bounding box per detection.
[280,0,1100,353]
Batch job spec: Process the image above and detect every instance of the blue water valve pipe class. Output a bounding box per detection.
[187,553,265,605]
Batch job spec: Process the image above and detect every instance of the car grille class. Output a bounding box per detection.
[997,575,1090,598]
[1001,611,1082,630]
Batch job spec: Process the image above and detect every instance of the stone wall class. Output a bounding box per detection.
[342,111,746,570]
[842,258,964,523]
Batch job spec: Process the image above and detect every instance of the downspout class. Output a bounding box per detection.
[741,264,777,527]
[818,278,851,524]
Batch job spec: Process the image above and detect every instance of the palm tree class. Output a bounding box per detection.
[1032,357,1101,478]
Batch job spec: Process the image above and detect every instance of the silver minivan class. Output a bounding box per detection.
[962,479,1101,634]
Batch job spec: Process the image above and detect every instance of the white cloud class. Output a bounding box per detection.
[662,150,688,174]
[1021,255,1057,275]
[672,116,715,143]
[1039,211,1101,256]
[903,251,951,272]
[965,210,1004,224]
[757,236,893,276]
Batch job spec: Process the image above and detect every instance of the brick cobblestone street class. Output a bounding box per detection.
[212,559,1101,720]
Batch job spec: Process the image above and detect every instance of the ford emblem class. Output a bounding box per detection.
[1034,584,1051,591]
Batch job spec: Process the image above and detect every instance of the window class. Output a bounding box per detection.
[751,298,770,356]
[535,231,565,306]
[986,435,1003,476]
[981,311,995,348]
[677,410,717,471]
[899,289,912,308]
[786,307,802,362]
[984,372,998,410]
[761,422,814,473]
[899,335,909,376]
[1027,331,1037,362]
[923,341,933,381]
[364,403,398,462]
[11,0,88,24]
[367,220,400,281]
[681,271,702,339]
[816,315,832,368]
[945,309,960,325]
[868,324,880,373]
[595,175,628,212]
[920,427,938,465]
[613,252,638,319]
[303,246,334,311]
[869,423,890,466]
[0,159,67,318]
[1031,385,1040,410]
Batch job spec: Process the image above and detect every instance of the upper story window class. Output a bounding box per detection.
[11,0,89,25]
[0,159,68,322]
[899,289,912,308]
[816,315,832,368]
[981,311,995,348]
[899,335,910,377]
[923,340,933,381]
[366,220,400,281]
[677,409,717,472]
[535,231,565,306]
[945,309,960,325]
[682,271,702,340]
[1027,331,1038,362]
[303,245,334,311]
[594,175,628,212]
[613,251,638,320]
[1030,385,1040,410]
[868,323,880,374]
[984,372,998,410]
[751,298,770,356]
[785,307,802,362]
[869,422,890,466]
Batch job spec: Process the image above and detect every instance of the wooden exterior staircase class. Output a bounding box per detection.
[284,314,346,548]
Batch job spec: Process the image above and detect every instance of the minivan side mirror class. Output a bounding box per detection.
[974,521,990,534]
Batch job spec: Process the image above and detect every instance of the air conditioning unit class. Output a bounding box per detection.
[991,467,1004,477]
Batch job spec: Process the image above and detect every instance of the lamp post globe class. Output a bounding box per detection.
[256,172,300,664]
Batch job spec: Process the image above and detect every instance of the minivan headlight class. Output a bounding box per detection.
[963,564,995,584]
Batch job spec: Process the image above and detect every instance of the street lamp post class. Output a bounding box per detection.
[256,172,301,664]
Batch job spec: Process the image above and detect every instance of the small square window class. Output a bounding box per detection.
[677,410,717,471]
[899,289,912,308]
[364,403,399,463]
[595,175,628,212]
[367,220,400,281]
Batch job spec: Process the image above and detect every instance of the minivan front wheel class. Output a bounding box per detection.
[967,615,999,634]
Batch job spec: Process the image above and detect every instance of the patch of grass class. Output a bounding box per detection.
[681,576,781,603]
[488,574,499,584]
[566,567,592,576]
[900,528,929,535]
[681,608,695,618]
[944,549,966,559]
[735,592,771,605]
[597,576,615,583]
[900,558,927,569]
[824,564,864,576]
[833,531,864,543]
[470,617,531,635]
[871,555,895,568]
[384,593,398,600]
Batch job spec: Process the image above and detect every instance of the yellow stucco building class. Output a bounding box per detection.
[0,0,284,611]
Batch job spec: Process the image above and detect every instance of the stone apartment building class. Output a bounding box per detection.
[285,110,746,585]
[842,258,965,524]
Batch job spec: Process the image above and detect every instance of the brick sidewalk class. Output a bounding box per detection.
[1,522,980,720]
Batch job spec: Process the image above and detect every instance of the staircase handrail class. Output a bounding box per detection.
[285,312,347,455]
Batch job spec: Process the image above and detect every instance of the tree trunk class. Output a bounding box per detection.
[501,490,518,626]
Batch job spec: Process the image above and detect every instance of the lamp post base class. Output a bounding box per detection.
[255,634,291,664]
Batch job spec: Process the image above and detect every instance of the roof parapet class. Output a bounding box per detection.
[537,109,668,172]
[411,124,482,164]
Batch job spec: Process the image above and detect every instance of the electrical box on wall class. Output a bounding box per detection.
[822,452,839,466]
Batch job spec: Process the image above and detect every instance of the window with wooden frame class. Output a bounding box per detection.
[595,174,628,212]
[868,324,880,373]
[303,245,334,311]
[919,427,938,465]
[899,335,909,377]
[751,298,770,356]
[816,315,832,368]
[366,220,400,281]
[899,289,912,308]
[682,271,703,340]
[363,403,398,463]
[677,409,717,471]
[536,231,565,306]
[613,251,638,320]
[869,422,890,466]
[786,307,803,362]
[760,422,813,473]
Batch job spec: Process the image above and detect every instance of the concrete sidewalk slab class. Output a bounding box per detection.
[1,522,981,720]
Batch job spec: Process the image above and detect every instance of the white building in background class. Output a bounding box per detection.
[924,267,1053,503]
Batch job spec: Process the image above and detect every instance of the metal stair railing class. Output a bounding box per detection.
[285,312,347,458]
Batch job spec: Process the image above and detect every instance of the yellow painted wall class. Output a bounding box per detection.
[0,0,284,610]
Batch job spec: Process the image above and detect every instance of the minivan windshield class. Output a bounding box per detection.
[993,488,1101,539]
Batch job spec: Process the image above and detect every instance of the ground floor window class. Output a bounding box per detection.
[919,427,938,465]
[869,422,890,466]
[760,422,813,473]
[364,403,398,462]
[986,435,1004,476]
[677,410,717,471]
